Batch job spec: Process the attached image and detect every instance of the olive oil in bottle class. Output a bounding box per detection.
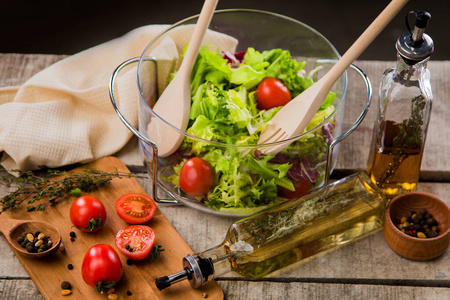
[367,120,423,196]
[367,11,433,198]
[156,172,385,290]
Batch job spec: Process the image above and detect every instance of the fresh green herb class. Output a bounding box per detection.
[72,214,104,233]
[0,167,144,213]
[377,95,425,188]
[94,281,116,294]
[150,245,165,259]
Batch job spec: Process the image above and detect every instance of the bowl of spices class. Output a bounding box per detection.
[383,192,450,260]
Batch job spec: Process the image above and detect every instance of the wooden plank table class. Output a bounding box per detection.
[1,54,449,299]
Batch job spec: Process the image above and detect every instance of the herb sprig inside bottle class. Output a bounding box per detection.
[375,94,426,188]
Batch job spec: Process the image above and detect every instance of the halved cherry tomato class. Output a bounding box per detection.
[115,225,155,260]
[115,193,157,224]
[278,178,312,199]
[255,77,292,110]
[82,244,122,293]
[179,157,215,197]
[70,196,107,233]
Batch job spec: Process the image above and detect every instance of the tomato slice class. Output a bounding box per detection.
[115,225,155,260]
[115,193,157,224]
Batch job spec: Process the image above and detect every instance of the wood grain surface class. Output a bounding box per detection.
[1,53,450,300]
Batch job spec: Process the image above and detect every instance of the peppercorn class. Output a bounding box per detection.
[428,230,438,238]
[67,264,74,270]
[396,209,440,239]
[61,281,72,290]
[126,259,133,266]
[69,231,76,238]
[127,290,132,296]
[26,244,34,253]
[18,231,53,253]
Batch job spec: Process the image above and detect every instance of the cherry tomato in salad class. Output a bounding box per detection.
[255,77,292,110]
[115,225,155,260]
[81,244,122,293]
[179,157,215,197]
[115,193,157,224]
[278,178,312,199]
[70,196,107,233]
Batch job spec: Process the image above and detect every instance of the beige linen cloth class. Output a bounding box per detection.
[0,25,237,171]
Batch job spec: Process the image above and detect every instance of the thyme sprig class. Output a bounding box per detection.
[377,95,425,187]
[0,166,145,213]
[248,192,354,244]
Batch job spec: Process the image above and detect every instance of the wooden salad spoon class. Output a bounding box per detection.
[257,0,409,154]
[0,214,62,258]
[149,0,218,157]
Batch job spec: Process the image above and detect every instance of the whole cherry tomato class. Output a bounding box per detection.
[70,196,107,233]
[81,244,123,293]
[179,157,215,197]
[115,225,156,260]
[255,77,292,110]
[115,193,157,224]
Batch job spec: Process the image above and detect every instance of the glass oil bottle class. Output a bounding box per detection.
[156,172,386,290]
[366,11,434,199]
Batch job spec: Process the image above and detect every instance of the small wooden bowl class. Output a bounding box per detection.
[383,192,450,260]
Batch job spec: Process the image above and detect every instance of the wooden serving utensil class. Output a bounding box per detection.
[257,0,409,154]
[0,214,62,258]
[149,0,218,157]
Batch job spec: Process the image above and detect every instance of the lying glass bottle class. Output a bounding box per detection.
[156,171,386,290]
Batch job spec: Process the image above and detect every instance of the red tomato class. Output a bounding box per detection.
[179,157,215,197]
[255,77,292,110]
[82,244,122,293]
[70,196,107,233]
[115,193,157,224]
[278,179,312,199]
[115,225,156,260]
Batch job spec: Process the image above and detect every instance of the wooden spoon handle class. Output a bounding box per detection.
[0,215,22,237]
[323,0,408,87]
[178,0,219,75]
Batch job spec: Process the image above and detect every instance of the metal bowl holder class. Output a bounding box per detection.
[109,57,372,204]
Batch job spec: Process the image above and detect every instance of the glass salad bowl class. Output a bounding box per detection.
[110,9,372,217]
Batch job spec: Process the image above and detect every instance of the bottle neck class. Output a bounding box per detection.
[395,54,428,85]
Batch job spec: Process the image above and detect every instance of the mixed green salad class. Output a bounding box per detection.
[161,46,337,214]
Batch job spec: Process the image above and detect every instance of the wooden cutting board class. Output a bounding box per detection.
[2,156,223,300]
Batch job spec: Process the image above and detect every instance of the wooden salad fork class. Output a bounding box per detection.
[257,0,409,154]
